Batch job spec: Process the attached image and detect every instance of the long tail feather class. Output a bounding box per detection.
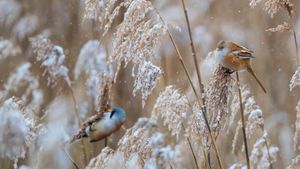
[246,66,267,93]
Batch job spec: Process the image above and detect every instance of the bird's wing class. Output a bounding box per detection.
[232,49,255,59]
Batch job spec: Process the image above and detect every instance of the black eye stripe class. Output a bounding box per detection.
[110,110,115,118]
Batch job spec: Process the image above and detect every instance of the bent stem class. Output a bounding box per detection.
[154,8,224,169]
[292,30,299,65]
[236,72,250,169]
[180,2,224,169]
[180,0,204,100]
[182,123,200,169]
[263,137,274,169]
[63,146,80,169]
[69,87,88,166]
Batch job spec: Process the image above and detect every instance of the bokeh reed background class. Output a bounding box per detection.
[0,0,300,169]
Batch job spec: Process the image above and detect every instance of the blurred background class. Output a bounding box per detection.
[0,0,299,168]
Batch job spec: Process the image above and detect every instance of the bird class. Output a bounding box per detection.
[70,107,126,143]
[214,40,267,93]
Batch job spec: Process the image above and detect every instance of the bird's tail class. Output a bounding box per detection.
[246,65,267,93]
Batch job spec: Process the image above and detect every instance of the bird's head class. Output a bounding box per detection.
[216,40,227,51]
[109,107,126,123]
[214,40,229,61]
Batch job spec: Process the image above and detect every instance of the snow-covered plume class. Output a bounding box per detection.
[0,62,39,103]
[152,86,189,138]
[133,61,162,107]
[74,40,108,107]
[0,39,21,60]
[0,0,21,28]
[0,97,43,160]
[30,36,71,87]
[290,66,300,91]
[250,132,279,169]
[13,15,39,41]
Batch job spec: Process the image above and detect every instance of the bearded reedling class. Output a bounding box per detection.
[214,40,267,93]
[71,107,126,143]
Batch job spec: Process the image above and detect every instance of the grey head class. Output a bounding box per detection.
[109,107,126,123]
[216,40,226,50]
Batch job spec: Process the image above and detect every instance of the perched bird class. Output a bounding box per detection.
[214,40,267,93]
[71,107,126,143]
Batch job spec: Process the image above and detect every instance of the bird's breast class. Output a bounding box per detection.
[88,118,122,142]
[221,54,249,71]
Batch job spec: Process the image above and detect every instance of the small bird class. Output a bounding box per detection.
[214,40,267,93]
[71,107,126,143]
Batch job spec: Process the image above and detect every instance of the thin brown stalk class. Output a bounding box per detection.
[288,12,299,65]
[180,0,204,100]
[179,2,225,169]
[69,87,88,166]
[264,137,274,169]
[236,72,250,169]
[196,126,211,169]
[154,8,224,169]
[182,123,200,169]
[63,147,80,169]
[169,161,175,169]
[293,30,299,65]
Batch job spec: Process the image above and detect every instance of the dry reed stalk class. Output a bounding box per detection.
[186,103,211,169]
[180,0,204,99]
[180,1,226,168]
[264,138,274,169]
[97,74,111,114]
[236,72,250,169]
[63,147,80,169]
[206,65,233,135]
[182,123,200,169]
[69,87,88,166]
[154,7,224,169]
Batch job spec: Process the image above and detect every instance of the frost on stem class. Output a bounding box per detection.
[83,0,104,21]
[206,64,233,134]
[250,132,279,169]
[231,86,265,152]
[29,36,71,87]
[110,0,166,66]
[85,147,115,169]
[186,103,207,146]
[74,40,109,108]
[86,118,180,168]
[242,87,265,138]
[0,97,43,160]
[266,22,291,32]
[290,66,300,91]
[116,117,179,168]
[249,0,293,17]
[152,86,189,138]
[106,0,166,107]
[133,61,162,107]
[286,155,300,169]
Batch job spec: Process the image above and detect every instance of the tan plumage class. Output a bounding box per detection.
[70,107,126,143]
[215,40,267,93]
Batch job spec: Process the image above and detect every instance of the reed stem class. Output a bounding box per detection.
[69,87,88,166]
[182,123,200,169]
[236,72,251,169]
[154,7,224,169]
